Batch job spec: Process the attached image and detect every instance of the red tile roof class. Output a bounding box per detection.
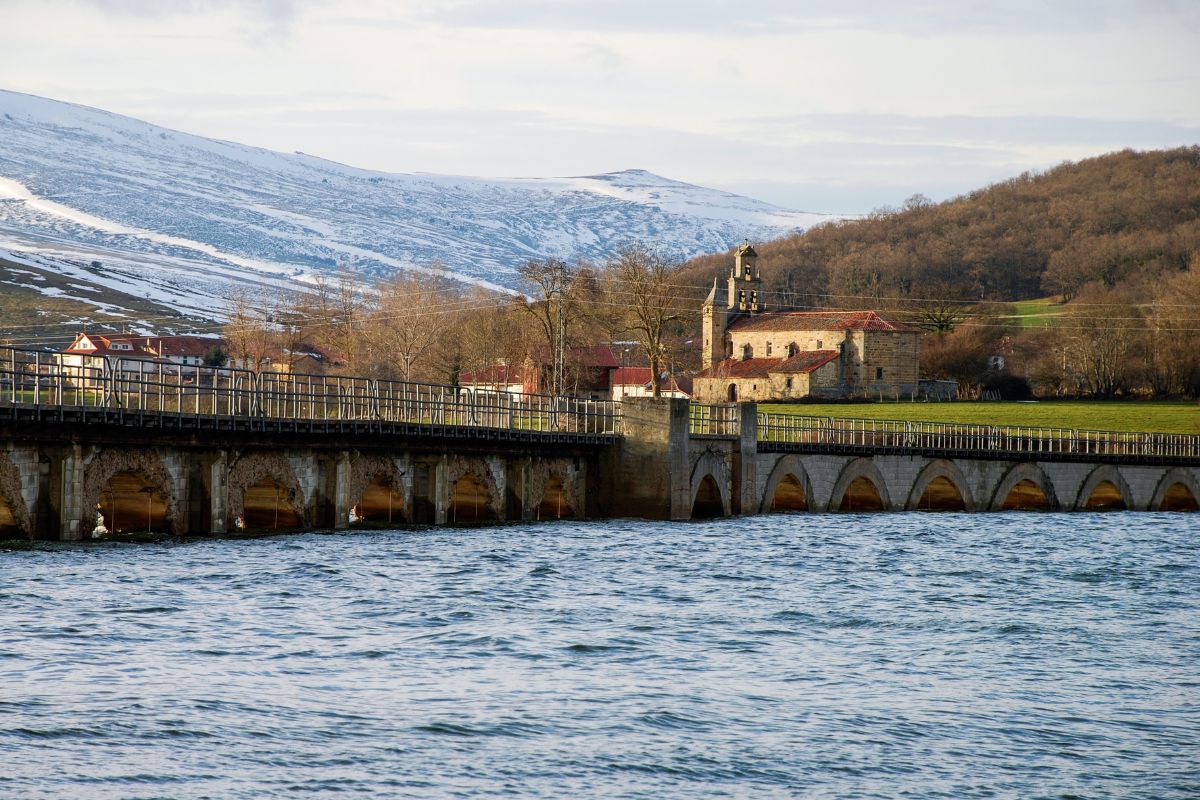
[774,349,840,374]
[459,364,526,386]
[696,350,841,379]
[696,358,779,379]
[612,367,653,386]
[530,345,620,369]
[155,336,221,358]
[64,333,158,358]
[727,310,915,333]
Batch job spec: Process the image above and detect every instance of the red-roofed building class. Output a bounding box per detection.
[611,367,691,400]
[63,332,223,370]
[459,346,620,399]
[695,243,920,402]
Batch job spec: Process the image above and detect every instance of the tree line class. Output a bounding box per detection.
[677,147,1200,399]
[221,245,698,397]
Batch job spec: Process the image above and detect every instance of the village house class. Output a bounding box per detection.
[693,243,921,403]
[459,346,619,399]
[610,367,692,400]
[62,333,341,376]
[61,332,224,373]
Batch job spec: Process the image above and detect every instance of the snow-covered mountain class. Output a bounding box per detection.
[0,89,828,319]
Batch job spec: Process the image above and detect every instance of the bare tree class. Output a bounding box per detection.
[370,270,452,382]
[915,281,970,332]
[268,288,309,372]
[518,258,587,395]
[223,287,273,372]
[607,244,692,396]
[454,292,532,388]
[1060,287,1142,397]
[304,266,364,371]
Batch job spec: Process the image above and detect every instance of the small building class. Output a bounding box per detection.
[460,346,619,399]
[693,243,921,403]
[62,332,160,365]
[457,362,528,396]
[611,367,692,400]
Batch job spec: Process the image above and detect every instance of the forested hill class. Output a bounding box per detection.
[679,147,1200,305]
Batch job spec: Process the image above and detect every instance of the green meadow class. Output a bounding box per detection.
[761,400,1200,434]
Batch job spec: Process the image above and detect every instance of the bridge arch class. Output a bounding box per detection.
[0,451,31,538]
[228,452,306,531]
[830,458,891,512]
[690,450,731,518]
[1149,468,1200,512]
[906,459,974,512]
[84,448,181,535]
[760,455,812,513]
[990,463,1058,511]
[447,457,503,523]
[1074,465,1134,511]
[530,460,578,520]
[349,454,407,525]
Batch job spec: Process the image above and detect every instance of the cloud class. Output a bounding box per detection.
[78,0,298,19]
[403,0,1200,36]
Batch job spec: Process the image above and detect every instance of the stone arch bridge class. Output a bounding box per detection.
[616,399,1199,520]
[0,354,1195,539]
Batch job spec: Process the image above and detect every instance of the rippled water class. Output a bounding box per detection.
[2,513,1198,798]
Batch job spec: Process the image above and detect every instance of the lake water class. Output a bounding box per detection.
[2,514,1198,798]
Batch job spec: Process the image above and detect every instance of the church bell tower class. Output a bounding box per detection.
[701,277,727,369]
[727,241,762,314]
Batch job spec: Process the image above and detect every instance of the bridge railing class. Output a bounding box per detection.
[689,403,741,437]
[757,412,1200,460]
[0,347,621,436]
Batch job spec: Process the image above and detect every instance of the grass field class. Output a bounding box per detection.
[762,401,1200,434]
[1008,296,1066,328]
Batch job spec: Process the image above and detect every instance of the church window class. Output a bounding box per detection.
[876,367,884,380]
[742,343,753,360]
[816,340,823,349]
[786,377,793,390]
[787,343,798,357]
[766,341,772,356]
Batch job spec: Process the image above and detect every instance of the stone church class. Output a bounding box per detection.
[693,243,920,403]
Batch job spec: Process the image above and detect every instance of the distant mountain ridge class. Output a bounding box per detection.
[0,89,826,316]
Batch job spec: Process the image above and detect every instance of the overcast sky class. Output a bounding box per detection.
[1,0,1197,213]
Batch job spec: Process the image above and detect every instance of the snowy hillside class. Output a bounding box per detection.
[0,89,829,318]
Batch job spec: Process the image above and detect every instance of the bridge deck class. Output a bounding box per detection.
[754,411,1200,467]
[1,347,621,446]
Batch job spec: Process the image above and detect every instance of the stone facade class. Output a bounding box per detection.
[695,243,920,402]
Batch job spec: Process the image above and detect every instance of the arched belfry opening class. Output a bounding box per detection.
[691,475,725,518]
[97,471,172,534]
[450,472,497,523]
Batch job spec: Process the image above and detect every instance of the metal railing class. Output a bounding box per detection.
[0,347,621,437]
[689,403,741,437]
[757,412,1200,460]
